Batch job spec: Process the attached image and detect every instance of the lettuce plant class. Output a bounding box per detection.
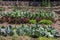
[29,20,36,24]
[39,19,52,25]
[0,25,59,38]
[6,25,14,36]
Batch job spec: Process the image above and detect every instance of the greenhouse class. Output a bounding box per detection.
[0,0,60,40]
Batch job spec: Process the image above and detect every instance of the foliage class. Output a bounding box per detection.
[0,7,5,11]
[39,19,53,25]
[38,37,55,40]
[29,20,36,24]
[22,18,30,23]
[29,24,41,38]
[6,25,14,36]
[40,10,56,19]
[16,24,31,36]
[42,0,50,7]
[1,10,56,19]
[0,26,7,36]
[0,10,56,24]
[0,25,14,36]
[0,24,59,38]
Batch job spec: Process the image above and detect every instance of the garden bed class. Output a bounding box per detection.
[0,24,60,40]
[0,1,60,40]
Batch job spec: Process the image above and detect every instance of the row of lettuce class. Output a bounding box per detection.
[0,10,56,24]
[0,24,60,38]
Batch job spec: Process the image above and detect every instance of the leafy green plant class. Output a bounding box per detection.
[22,18,30,23]
[42,0,50,7]
[0,7,5,11]
[16,24,31,36]
[0,10,56,24]
[6,25,14,36]
[39,19,52,25]
[0,10,56,20]
[36,17,41,22]
[29,20,36,24]
[29,24,41,38]
[51,29,59,38]
[0,26,7,36]
[40,10,56,19]
[0,25,59,38]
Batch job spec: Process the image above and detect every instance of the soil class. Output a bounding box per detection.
[0,6,60,40]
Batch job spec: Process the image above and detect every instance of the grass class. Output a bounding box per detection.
[38,37,55,40]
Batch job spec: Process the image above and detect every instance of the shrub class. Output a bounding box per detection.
[39,19,52,25]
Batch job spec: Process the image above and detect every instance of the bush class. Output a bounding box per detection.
[38,37,55,40]
[39,19,52,25]
[29,20,36,24]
